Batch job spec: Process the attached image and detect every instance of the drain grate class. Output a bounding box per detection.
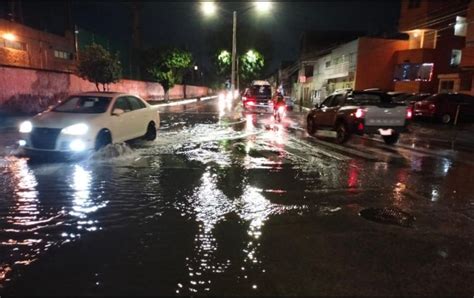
[359,207,415,228]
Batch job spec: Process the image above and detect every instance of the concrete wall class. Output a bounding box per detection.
[0,66,209,113]
[355,37,409,91]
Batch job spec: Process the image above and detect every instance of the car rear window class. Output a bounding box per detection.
[346,92,391,105]
[249,85,271,97]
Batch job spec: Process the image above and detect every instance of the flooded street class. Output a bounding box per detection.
[0,97,473,295]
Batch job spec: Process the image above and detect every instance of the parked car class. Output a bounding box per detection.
[403,93,431,108]
[306,90,412,144]
[242,81,273,112]
[18,92,160,156]
[413,93,474,124]
[389,91,414,104]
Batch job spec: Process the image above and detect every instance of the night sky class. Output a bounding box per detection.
[3,1,402,72]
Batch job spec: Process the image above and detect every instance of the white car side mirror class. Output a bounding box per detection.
[112,108,125,116]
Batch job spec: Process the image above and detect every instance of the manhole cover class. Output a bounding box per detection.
[359,207,415,228]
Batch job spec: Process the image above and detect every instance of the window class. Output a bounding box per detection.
[304,65,314,77]
[127,96,146,110]
[454,16,467,37]
[54,50,73,60]
[53,96,111,114]
[325,60,331,68]
[0,38,26,51]
[347,93,391,105]
[460,76,472,91]
[332,94,345,107]
[439,80,454,93]
[321,96,333,107]
[250,85,271,97]
[114,97,131,112]
[334,56,342,65]
[451,49,462,67]
[348,53,356,64]
[393,63,434,82]
[408,0,421,9]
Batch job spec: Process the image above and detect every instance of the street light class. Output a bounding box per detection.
[255,1,272,13]
[200,2,272,99]
[2,32,17,41]
[246,50,257,63]
[201,1,217,16]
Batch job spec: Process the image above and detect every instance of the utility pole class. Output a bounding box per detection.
[231,11,237,97]
[131,1,142,80]
[236,56,239,91]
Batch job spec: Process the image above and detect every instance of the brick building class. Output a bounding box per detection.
[394,0,470,94]
[0,18,76,72]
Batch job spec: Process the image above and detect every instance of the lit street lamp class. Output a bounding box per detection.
[2,32,17,41]
[200,1,271,98]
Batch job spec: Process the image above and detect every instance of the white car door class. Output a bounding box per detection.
[109,96,135,142]
[126,96,149,138]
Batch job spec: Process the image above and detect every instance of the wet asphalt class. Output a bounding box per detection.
[0,97,473,295]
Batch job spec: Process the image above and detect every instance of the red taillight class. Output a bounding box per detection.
[406,107,413,119]
[428,103,436,110]
[355,108,365,118]
[244,97,256,107]
[357,123,364,131]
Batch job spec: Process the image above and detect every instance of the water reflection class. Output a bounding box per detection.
[8,158,39,226]
[0,159,109,285]
[181,169,233,293]
[180,164,306,294]
[70,165,107,233]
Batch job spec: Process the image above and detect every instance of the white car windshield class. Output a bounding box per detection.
[53,96,111,113]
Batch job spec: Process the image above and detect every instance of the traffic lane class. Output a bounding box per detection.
[1,102,474,295]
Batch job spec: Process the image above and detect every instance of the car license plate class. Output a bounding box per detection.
[379,128,393,136]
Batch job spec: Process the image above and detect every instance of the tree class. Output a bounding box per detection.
[77,43,122,92]
[215,48,265,87]
[239,49,264,86]
[145,47,193,100]
[207,24,272,87]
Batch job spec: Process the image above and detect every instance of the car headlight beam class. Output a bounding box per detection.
[62,123,89,136]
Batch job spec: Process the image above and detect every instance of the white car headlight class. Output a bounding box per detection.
[62,123,89,135]
[19,121,33,133]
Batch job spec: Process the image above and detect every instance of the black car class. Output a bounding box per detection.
[242,83,272,111]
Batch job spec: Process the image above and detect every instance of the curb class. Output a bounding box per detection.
[150,95,218,107]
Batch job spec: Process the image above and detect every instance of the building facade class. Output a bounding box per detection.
[0,18,76,72]
[294,37,408,106]
[394,0,470,94]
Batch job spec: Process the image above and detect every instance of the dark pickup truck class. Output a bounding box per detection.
[306,90,412,144]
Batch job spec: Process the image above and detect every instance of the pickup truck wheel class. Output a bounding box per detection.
[307,117,317,135]
[441,114,451,124]
[382,133,400,145]
[95,129,112,151]
[144,122,157,141]
[335,122,350,144]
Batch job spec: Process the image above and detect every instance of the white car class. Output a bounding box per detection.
[18,92,160,155]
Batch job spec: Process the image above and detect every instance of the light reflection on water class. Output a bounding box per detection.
[0,158,108,284]
[179,166,305,294]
